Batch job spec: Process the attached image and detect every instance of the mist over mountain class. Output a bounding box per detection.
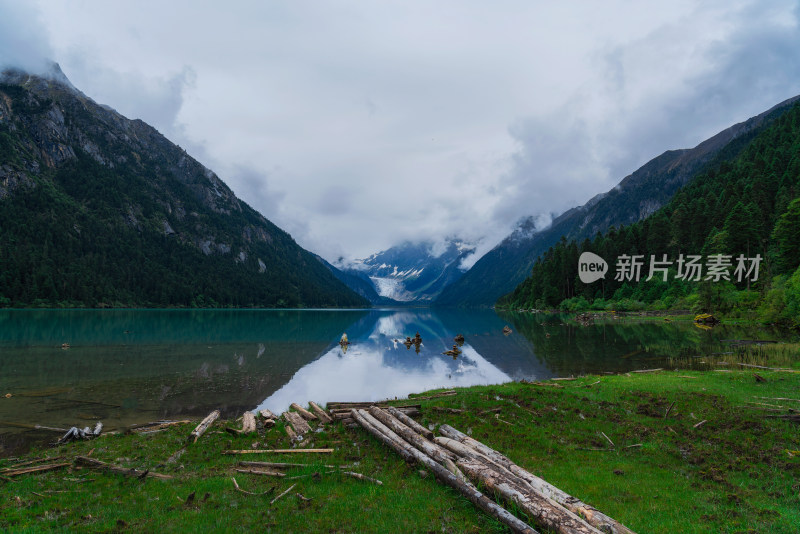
[435,94,800,307]
[0,63,367,308]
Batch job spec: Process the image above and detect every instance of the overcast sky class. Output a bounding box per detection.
[2,1,800,266]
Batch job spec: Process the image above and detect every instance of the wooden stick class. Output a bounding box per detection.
[189,410,220,443]
[693,420,707,429]
[2,462,71,477]
[663,402,675,419]
[223,449,334,454]
[232,477,275,496]
[270,483,297,505]
[0,421,68,432]
[601,432,615,448]
[429,407,464,414]
[308,401,333,424]
[1,456,65,471]
[239,461,348,470]
[630,368,663,373]
[351,410,538,534]
[754,396,800,402]
[385,406,433,440]
[342,471,382,485]
[439,425,635,534]
[74,456,172,479]
[235,468,285,477]
[290,403,317,421]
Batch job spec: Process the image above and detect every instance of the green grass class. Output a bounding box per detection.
[2,347,799,533]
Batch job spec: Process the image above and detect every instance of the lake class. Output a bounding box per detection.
[0,308,794,455]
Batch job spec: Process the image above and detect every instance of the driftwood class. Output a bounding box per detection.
[283,411,311,435]
[429,407,465,414]
[737,363,799,372]
[457,457,602,534]
[260,409,278,420]
[309,401,333,423]
[74,456,172,480]
[241,412,257,433]
[270,483,297,505]
[291,403,318,421]
[232,477,275,496]
[129,420,192,433]
[342,471,382,485]
[223,449,334,454]
[386,406,433,440]
[630,368,663,374]
[2,462,70,477]
[408,390,457,401]
[239,461,347,470]
[57,422,103,444]
[350,409,538,534]
[235,468,285,477]
[285,425,298,440]
[368,407,457,467]
[189,410,220,443]
[439,425,635,534]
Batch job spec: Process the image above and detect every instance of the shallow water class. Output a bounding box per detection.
[0,308,794,455]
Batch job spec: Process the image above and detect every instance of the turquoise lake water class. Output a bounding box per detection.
[0,308,794,455]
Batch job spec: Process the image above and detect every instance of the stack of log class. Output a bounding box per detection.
[351,406,636,534]
[328,402,421,428]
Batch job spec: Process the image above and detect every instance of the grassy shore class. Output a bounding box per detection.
[2,346,799,533]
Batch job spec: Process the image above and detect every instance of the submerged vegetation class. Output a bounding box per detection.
[2,344,798,533]
[499,103,800,329]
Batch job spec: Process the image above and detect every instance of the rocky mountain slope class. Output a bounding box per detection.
[435,94,800,307]
[0,64,367,308]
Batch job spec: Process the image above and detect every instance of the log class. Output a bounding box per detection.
[0,421,68,432]
[129,421,191,433]
[240,411,257,434]
[308,401,333,423]
[232,477,275,496]
[263,418,276,428]
[350,409,414,463]
[429,407,464,414]
[74,456,172,479]
[290,403,317,421]
[386,406,433,440]
[283,411,311,434]
[350,409,538,534]
[260,409,278,420]
[285,424,298,440]
[457,457,602,534]
[189,410,220,443]
[438,425,635,534]
[222,449,334,454]
[368,407,456,466]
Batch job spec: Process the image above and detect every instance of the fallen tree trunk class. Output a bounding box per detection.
[189,410,220,443]
[283,411,311,435]
[260,409,278,420]
[367,407,456,466]
[385,406,432,440]
[457,457,602,534]
[308,401,333,423]
[351,409,538,534]
[290,403,317,421]
[74,456,172,479]
[241,411,257,433]
[439,424,635,534]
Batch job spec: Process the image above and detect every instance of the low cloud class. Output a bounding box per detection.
[0,0,52,73]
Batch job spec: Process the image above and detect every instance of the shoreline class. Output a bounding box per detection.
[3,351,799,533]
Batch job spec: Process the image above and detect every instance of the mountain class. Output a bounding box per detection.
[499,99,800,328]
[0,64,367,308]
[338,239,476,303]
[314,254,394,305]
[435,94,800,307]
